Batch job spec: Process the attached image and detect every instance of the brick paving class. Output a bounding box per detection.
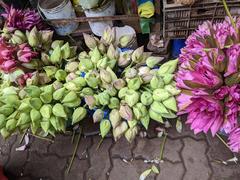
[0,125,239,180]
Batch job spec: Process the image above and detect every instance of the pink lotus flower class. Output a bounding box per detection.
[213,86,229,100]
[228,128,240,153]
[224,44,240,77]
[17,44,38,63]
[0,60,16,72]
[16,72,33,86]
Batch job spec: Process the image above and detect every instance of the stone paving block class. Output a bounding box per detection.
[156,161,185,180]
[182,138,211,180]
[64,158,89,180]
[163,138,183,163]
[76,136,92,159]
[0,155,8,166]
[111,137,134,160]
[29,137,50,154]
[86,136,112,180]
[109,159,156,180]
[0,135,17,155]
[24,153,66,180]
[211,163,240,180]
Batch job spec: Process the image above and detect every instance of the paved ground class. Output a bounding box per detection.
[0,121,240,180]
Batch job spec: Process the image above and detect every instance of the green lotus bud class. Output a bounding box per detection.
[50,45,62,64]
[151,101,169,114]
[118,87,128,99]
[18,100,31,112]
[108,59,117,69]
[61,42,71,59]
[63,97,81,108]
[162,97,177,112]
[2,86,18,96]
[53,103,67,118]
[65,73,77,82]
[109,109,121,129]
[0,105,14,116]
[62,91,78,103]
[30,109,41,122]
[108,97,120,109]
[31,121,40,134]
[141,73,153,84]
[78,51,89,60]
[140,91,153,106]
[125,68,137,79]
[41,30,53,45]
[102,26,115,45]
[25,85,41,98]
[29,98,42,110]
[53,87,66,101]
[51,40,64,49]
[163,74,174,85]
[105,85,117,97]
[79,58,94,71]
[100,119,111,138]
[64,82,80,91]
[113,79,126,90]
[164,84,181,96]
[17,113,31,126]
[55,70,67,82]
[132,46,144,63]
[83,33,97,50]
[119,35,133,47]
[40,91,52,103]
[113,121,128,141]
[28,27,40,47]
[133,105,141,120]
[150,75,164,90]
[106,66,117,81]
[40,120,50,133]
[91,47,102,64]
[72,107,87,125]
[119,104,133,121]
[85,73,100,89]
[72,77,87,87]
[138,67,150,76]
[53,81,63,90]
[125,126,138,142]
[97,92,110,106]
[49,116,59,130]
[149,108,163,123]
[160,111,177,119]
[6,119,17,131]
[1,128,10,139]
[14,30,26,41]
[118,51,132,67]
[0,114,6,129]
[125,89,139,107]
[81,87,94,96]
[158,59,178,75]
[43,66,58,78]
[98,43,106,54]
[141,115,150,130]
[65,61,79,72]
[93,109,104,123]
[41,52,50,65]
[40,104,52,119]
[100,69,112,83]
[146,56,164,68]
[128,77,142,90]
[0,94,20,108]
[153,89,171,101]
[107,44,118,60]
[11,34,24,44]
[84,95,96,108]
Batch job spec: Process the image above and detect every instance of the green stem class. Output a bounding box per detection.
[159,133,167,161]
[29,133,54,143]
[222,0,238,33]
[96,138,104,151]
[66,127,82,174]
[71,129,76,144]
[216,133,231,151]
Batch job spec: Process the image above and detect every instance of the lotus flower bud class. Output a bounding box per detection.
[105,86,117,97]
[65,61,79,72]
[55,70,67,82]
[153,89,171,101]
[125,89,139,107]
[125,68,137,79]
[17,113,31,126]
[61,42,71,59]
[24,85,41,97]
[83,33,97,50]
[11,34,25,44]
[97,92,110,106]
[81,87,94,96]
[1,128,10,139]
[164,84,181,96]
[141,91,153,106]
[108,97,120,109]
[38,73,51,85]
[51,40,64,49]
[119,104,133,121]
[53,103,67,118]
[62,91,78,103]
[85,73,100,89]
[146,56,164,68]
[30,109,41,122]
[132,46,144,63]
[107,44,118,60]
[127,77,142,90]
[85,95,96,108]
[102,26,115,45]
[14,30,26,41]
[140,115,150,130]
[0,94,19,107]
[72,107,87,125]
[6,118,17,131]
[63,98,81,108]
[52,81,63,90]
[100,119,111,138]
[64,82,80,91]
[79,58,94,71]
[118,51,133,67]
[93,109,104,123]
[50,45,62,64]
[40,91,53,104]
[0,105,14,116]
[162,97,177,112]
[96,57,108,69]
[109,109,121,129]
[41,30,53,45]
[149,108,163,123]
[150,75,164,90]
[151,101,169,114]
[158,59,178,75]
[113,79,126,90]
[53,87,66,101]
[98,43,106,54]
[29,98,42,110]
[43,66,58,78]
[163,74,174,85]
[119,35,133,47]
[40,104,52,119]
[72,77,87,87]
[66,73,77,82]
[118,87,128,99]
[141,73,153,84]
[28,27,40,47]
[0,114,6,129]
[91,47,102,64]
[150,69,158,75]
[40,120,50,133]
[138,66,150,76]
[113,121,128,141]
[100,69,112,83]
[41,52,50,65]
[125,126,138,142]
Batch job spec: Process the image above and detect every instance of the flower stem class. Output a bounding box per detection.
[216,133,231,151]
[96,138,104,151]
[71,129,76,144]
[222,0,238,33]
[66,127,82,174]
[29,133,54,143]
[159,133,167,161]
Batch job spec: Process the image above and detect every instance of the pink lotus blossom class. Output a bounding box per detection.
[16,72,33,86]
[0,60,16,72]
[224,44,240,77]
[213,86,229,100]
[228,128,240,153]
[17,44,38,63]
